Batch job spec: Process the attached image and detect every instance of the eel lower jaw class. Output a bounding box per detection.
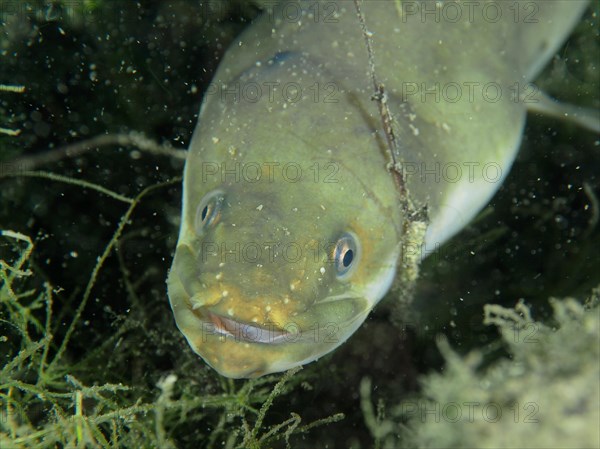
[201,310,294,345]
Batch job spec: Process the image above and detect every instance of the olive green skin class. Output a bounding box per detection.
[168,1,589,378]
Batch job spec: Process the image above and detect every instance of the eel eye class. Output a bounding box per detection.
[195,190,225,235]
[333,232,360,280]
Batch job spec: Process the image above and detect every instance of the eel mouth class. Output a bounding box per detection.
[202,310,295,345]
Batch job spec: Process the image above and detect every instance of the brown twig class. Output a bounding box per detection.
[353,0,407,199]
[5,131,186,171]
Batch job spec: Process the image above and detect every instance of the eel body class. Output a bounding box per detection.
[168,0,591,378]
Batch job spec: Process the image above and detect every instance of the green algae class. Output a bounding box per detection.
[0,225,343,448]
[359,289,600,449]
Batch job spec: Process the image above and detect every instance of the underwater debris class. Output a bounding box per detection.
[0,84,25,137]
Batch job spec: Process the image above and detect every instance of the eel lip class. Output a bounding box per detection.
[204,310,294,345]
